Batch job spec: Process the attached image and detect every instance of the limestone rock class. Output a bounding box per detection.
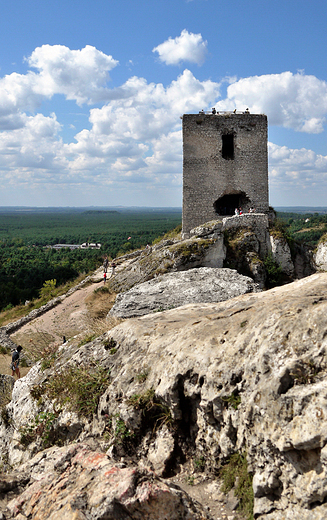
[3,444,212,520]
[269,234,294,276]
[109,267,260,318]
[109,236,226,294]
[315,236,327,271]
[3,273,327,518]
[0,375,14,408]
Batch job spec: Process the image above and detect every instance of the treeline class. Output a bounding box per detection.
[277,212,327,249]
[0,209,182,310]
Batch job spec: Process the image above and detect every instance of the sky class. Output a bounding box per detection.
[0,0,327,208]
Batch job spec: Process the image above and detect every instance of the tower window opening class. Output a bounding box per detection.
[222,134,234,160]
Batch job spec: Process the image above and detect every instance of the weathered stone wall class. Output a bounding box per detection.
[182,113,269,234]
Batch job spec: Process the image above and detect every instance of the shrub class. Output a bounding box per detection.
[39,279,57,299]
[127,389,173,431]
[19,411,59,448]
[264,253,283,288]
[220,452,254,520]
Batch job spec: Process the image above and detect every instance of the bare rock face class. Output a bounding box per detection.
[3,444,212,520]
[110,267,260,318]
[2,273,327,519]
[315,236,327,271]
[109,236,226,294]
[0,375,14,408]
[269,234,294,276]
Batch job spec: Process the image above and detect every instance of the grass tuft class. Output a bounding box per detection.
[30,360,111,418]
[220,452,254,520]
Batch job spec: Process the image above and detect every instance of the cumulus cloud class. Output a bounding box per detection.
[153,30,208,66]
[0,44,119,134]
[0,113,65,173]
[1,43,327,206]
[217,72,327,133]
[27,44,119,104]
[268,141,327,204]
[65,68,220,182]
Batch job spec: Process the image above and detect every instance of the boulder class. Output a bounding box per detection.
[3,444,212,520]
[109,236,226,294]
[109,267,260,318]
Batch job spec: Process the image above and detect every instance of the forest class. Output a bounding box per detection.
[1,206,327,313]
[0,208,182,311]
[277,211,327,248]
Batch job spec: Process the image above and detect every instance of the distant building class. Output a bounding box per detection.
[80,243,101,249]
[47,243,101,250]
[182,112,269,234]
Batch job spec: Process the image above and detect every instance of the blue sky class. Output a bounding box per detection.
[0,0,327,207]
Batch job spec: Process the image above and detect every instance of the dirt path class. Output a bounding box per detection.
[10,280,104,349]
[0,280,104,378]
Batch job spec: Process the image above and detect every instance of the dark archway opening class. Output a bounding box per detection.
[214,192,250,216]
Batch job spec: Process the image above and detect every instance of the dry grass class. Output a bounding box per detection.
[85,286,117,319]
[75,315,122,348]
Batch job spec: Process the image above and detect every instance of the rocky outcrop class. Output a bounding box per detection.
[2,273,327,519]
[0,375,14,408]
[108,215,313,297]
[110,267,260,318]
[269,234,294,277]
[109,236,226,294]
[3,444,212,520]
[314,235,327,271]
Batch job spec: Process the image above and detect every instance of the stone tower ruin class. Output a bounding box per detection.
[182,112,269,234]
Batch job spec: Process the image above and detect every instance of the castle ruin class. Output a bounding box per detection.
[182,112,269,234]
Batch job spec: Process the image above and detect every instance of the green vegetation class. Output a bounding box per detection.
[222,392,241,410]
[0,208,181,311]
[276,211,327,249]
[136,370,149,383]
[193,456,206,471]
[290,359,319,385]
[127,389,173,431]
[30,360,111,418]
[20,411,59,448]
[220,452,254,520]
[264,253,283,288]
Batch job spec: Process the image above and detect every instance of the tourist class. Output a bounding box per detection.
[103,271,107,284]
[110,261,117,278]
[103,256,109,273]
[11,345,23,379]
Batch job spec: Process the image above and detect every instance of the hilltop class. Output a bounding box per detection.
[1,216,327,519]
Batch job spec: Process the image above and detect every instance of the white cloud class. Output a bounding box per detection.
[63,68,220,185]
[153,30,208,66]
[27,44,119,105]
[0,44,119,133]
[0,113,66,176]
[1,44,327,206]
[268,141,327,204]
[217,72,327,133]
